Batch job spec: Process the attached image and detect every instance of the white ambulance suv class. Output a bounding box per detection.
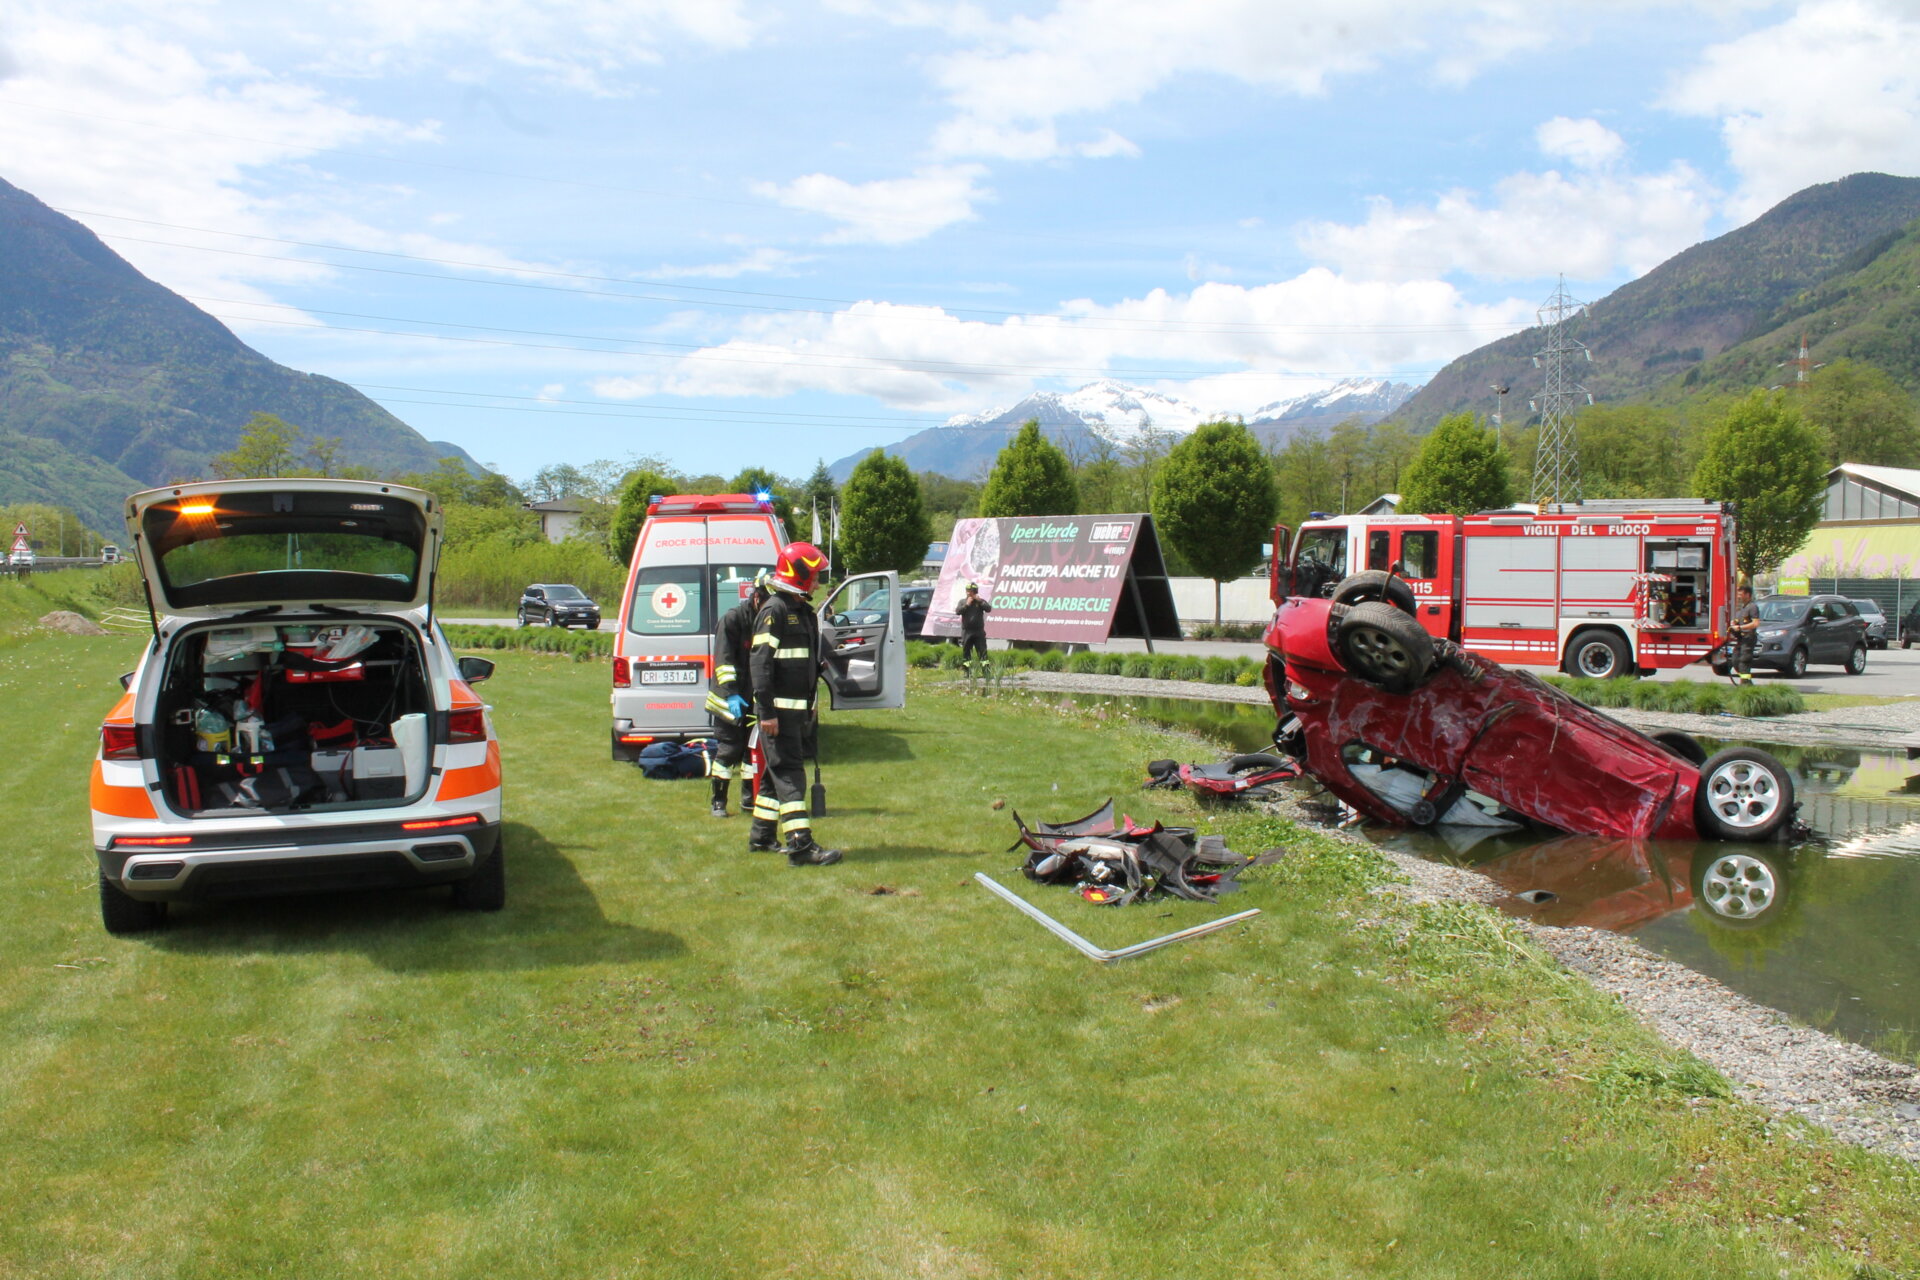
[89,478,504,934]
[611,492,906,759]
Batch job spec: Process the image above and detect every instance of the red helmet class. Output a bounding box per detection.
[772,541,827,595]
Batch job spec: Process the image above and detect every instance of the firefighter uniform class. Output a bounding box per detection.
[705,590,761,815]
[747,590,829,857]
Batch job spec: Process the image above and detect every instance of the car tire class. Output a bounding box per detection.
[1566,629,1632,679]
[1691,847,1787,929]
[1846,643,1868,675]
[1785,646,1808,679]
[1225,752,1288,775]
[99,874,165,934]
[516,609,528,628]
[451,842,507,912]
[1904,634,1912,650]
[1333,601,1435,694]
[1692,747,1794,843]
[1330,571,1419,617]
[1651,730,1708,767]
[547,612,561,628]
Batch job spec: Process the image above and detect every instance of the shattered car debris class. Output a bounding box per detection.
[1144,753,1300,800]
[1009,799,1282,905]
[1262,574,1797,844]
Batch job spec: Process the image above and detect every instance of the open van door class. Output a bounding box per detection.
[1268,524,1292,604]
[819,571,905,710]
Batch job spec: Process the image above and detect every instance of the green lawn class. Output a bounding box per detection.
[2,624,1917,1278]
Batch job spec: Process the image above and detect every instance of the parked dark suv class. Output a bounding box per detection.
[1903,603,1920,649]
[1750,594,1869,677]
[518,583,602,629]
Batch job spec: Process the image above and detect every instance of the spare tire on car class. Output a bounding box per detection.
[1330,570,1418,616]
[1333,602,1435,694]
[1692,746,1794,842]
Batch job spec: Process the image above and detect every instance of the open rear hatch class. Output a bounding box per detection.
[128,479,441,618]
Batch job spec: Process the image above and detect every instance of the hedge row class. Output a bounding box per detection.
[442,623,613,662]
[1543,675,1804,718]
[904,640,1264,686]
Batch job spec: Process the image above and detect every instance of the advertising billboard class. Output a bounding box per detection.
[923,514,1180,644]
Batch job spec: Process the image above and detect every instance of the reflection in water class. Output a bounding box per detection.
[1084,690,1920,1067]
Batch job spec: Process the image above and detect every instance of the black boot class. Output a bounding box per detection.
[785,834,843,867]
[748,817,779,852]
[710,778,730,818]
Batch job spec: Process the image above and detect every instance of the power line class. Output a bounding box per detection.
[200,303,1454,382]
[80,216,1522,336]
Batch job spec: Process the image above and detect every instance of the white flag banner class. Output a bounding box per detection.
[831,501,842,541]
[811,499,821,542]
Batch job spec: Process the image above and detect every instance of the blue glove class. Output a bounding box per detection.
[728,695,748,722]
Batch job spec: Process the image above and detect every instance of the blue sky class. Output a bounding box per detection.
[5,1,1920,485]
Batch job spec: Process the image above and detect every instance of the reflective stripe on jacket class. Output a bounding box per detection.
[749,591,821,720]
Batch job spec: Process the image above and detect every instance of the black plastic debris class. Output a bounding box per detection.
[1008,799,1285,906]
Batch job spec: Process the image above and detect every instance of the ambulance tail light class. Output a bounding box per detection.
[101,723,141,761]
[612,656,631,688]
[448,708,487,744]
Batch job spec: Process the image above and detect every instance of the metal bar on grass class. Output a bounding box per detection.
[974,873,1260,963]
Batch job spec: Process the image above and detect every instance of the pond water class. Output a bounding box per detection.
[1073,693,1920,1066]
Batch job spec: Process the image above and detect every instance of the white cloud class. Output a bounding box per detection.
[649,247,816,279]
[1297,134,1716,282]
[1665,0,1920,219]
[753,164,990,245]
[589,272,1533,415]
[925,0,1561,160]
[1536,116,1626,169]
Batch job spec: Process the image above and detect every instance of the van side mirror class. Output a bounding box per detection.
[457,656,496,684]
[119,671,135,690]
[1268,524,1293,604]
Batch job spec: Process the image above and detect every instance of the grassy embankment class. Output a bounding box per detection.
[1,588,1918,1276]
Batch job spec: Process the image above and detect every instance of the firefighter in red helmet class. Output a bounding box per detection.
[747,541,843,866]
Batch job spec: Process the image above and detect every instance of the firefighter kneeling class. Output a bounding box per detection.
[747,541,844,867]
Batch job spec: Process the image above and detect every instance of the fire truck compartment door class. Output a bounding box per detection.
[1463,537,1557,629]
[820,571,905,710]
[1560,536,1638,619]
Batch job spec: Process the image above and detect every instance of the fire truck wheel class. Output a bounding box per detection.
[1566,629,1631,679]
[1845,643,1867,675]
[1693,747,1794,843]
[1330,571,1418,617]
[1335,602,1434,693]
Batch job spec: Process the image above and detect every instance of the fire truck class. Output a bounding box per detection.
[1274,499,1737,678]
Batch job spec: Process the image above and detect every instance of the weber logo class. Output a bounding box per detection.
[1090,522,1134,542]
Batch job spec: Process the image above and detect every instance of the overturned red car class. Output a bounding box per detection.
[1262,570,1795,844]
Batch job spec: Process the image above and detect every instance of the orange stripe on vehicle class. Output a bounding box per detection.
[437,741,502,801]
[450,679,484,710]
[91,761,156,819]
[104,691,135,725]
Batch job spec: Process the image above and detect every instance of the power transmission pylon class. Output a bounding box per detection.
[1528,275,1592,509]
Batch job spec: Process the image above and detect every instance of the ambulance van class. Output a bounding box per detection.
[610,493,907,760]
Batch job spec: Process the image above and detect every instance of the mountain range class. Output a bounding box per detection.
[1391,172,1920,426]
[828,376,1417,481]
[0,174,478,532]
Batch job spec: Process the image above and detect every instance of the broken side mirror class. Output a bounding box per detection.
[119,671,135,690]
[457,656,496,684]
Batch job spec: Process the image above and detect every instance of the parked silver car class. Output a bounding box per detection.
[1850,598,1889,649]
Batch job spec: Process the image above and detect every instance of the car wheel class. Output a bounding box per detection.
[1786,646,1808,679]
[1692,747,1794,842]
[1651,730,1707,766]
[451,841,507,912]
[1691,847,1787,929]
[1330,571,1418,617]
[1846,643,1867,675]
[1904,633,1912,650]
[1566,630,1631,679]
[1333,601,1435,694]
[516,609,527,628]
[99,874,166,934]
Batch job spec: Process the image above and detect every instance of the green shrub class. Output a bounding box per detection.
[1067,651,1100,674]
[1120,654,1153,679]
[1202,656,1239,685]
[1729,685,1803,717]
[1687,683,1727,715]
[1036,650,1066,672]
[1098,653,1128,676]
